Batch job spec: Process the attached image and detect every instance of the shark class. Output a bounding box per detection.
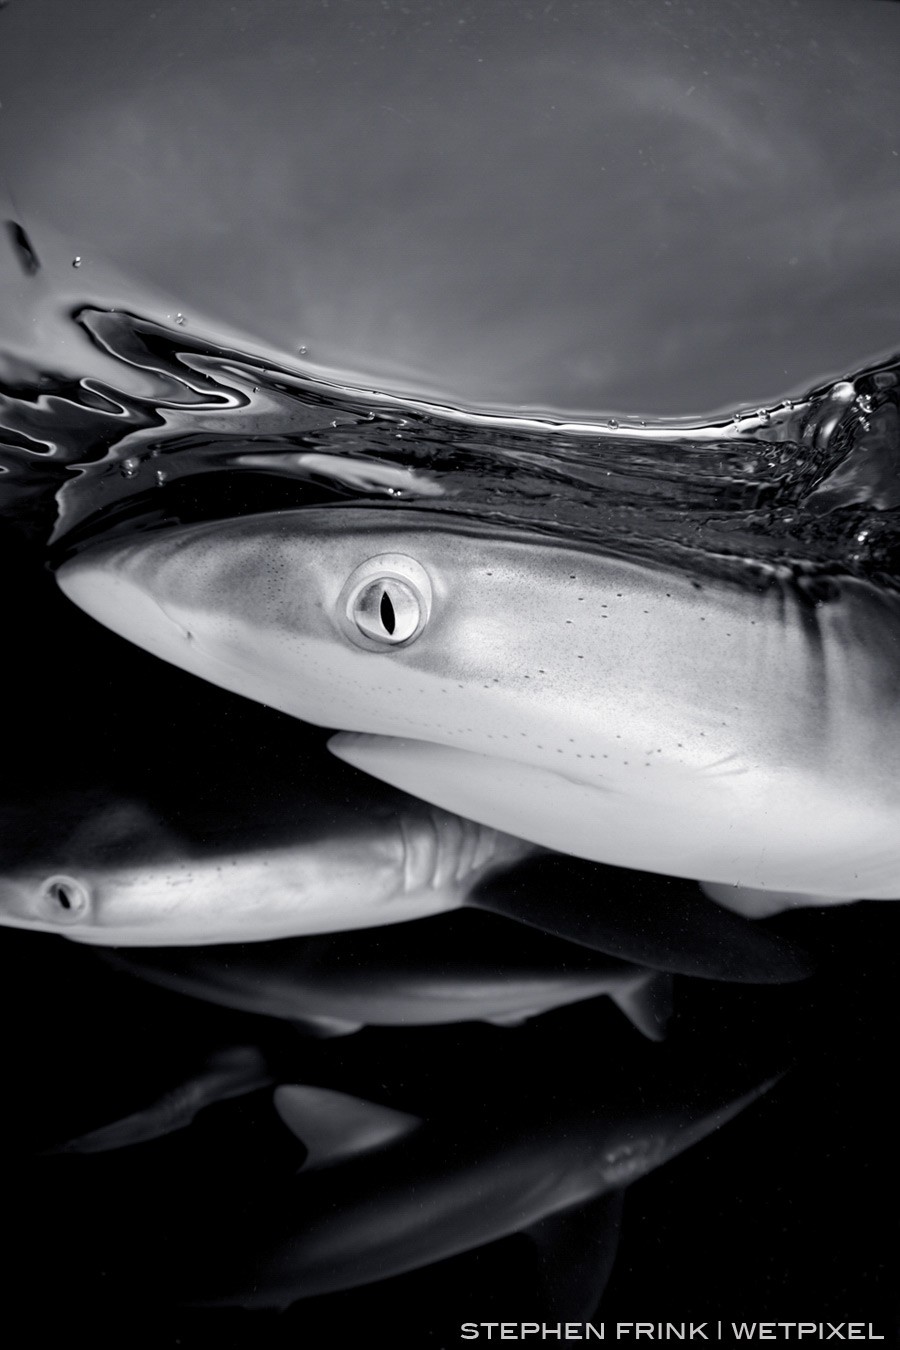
[0,761,809,982]
[56,507,900,917]
[49,1037,782,1312]
[100,912,675,1041]
[0,776,532,946]
[45,1044,274,1155]
[0,774,807,978]
[183,1066,780,1308]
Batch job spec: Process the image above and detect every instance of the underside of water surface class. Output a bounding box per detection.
[0,307,898,586]
[0,0,897,573]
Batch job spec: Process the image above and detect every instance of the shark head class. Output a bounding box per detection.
[0,764,529,946]
[0,792,196,944]
[57,507,900,908]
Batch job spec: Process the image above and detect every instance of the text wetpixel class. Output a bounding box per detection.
[458,1326,887,1341]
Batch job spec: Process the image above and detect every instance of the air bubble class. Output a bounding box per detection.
[72,256,83,268]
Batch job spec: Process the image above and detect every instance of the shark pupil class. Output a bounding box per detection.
[380,589,396,635]
[349,578,424,646]
[50,882,73,910]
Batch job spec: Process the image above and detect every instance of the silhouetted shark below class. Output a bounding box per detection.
[185,1066,781,1309]
[55,1046,783,1311]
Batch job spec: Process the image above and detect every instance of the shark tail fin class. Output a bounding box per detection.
[273,1084,422,1171]
[610,970,673,1041]
[44,1045,272,1155]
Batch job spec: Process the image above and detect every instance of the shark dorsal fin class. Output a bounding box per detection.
[273,1085,422,1170]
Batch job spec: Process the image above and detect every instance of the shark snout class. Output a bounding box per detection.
[58,546,196,668]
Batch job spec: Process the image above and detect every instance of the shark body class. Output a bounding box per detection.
[0,767,808,978]
[57,508,900,914]
[0,776,531,946]
[189,1070,777,1308]
[102,914,673,1040]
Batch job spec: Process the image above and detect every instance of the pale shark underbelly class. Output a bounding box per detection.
[331,733,900,902]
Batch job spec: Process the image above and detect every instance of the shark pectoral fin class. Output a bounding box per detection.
[471,858,815,984]
[46,1045,272,1155]
[290,1016,365,1039]
[610,971,673,1042]
[273,1085,422,1171]
[525,1191,624,1318]
[328,734,605,859]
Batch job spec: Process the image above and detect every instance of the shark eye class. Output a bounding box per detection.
[337,554,432,651]
[37,875,91,924]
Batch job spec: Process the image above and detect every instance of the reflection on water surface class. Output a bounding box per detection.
[1,308,898,585]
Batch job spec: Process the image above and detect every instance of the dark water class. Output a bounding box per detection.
[0,308,898,1345]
